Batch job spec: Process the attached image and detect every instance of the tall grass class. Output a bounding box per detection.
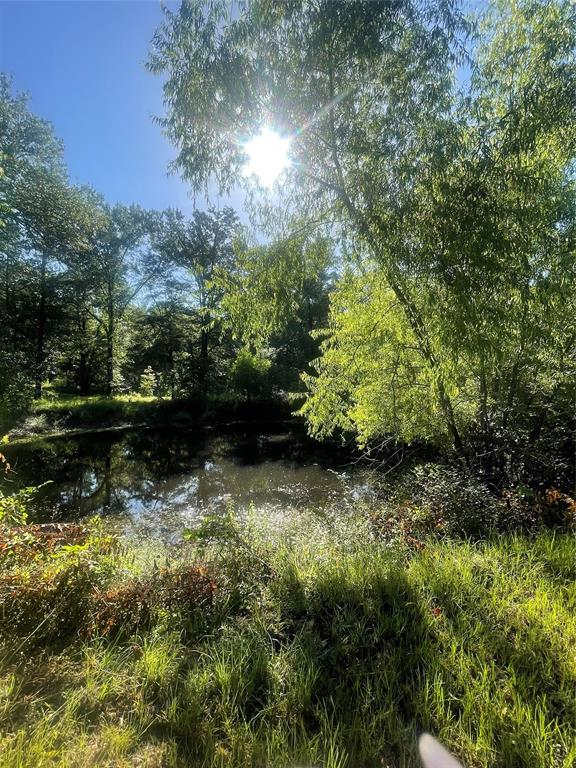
[0,514,574,767]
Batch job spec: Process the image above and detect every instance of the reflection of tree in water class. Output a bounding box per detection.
[5,428,371,540]
[54,430,212,520]
[9,429,228,522]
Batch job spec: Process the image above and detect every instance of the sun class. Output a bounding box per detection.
[243,127,291,187]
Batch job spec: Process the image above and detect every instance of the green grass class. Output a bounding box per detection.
[9,393,291,440]
[3,394,188,446]
[35,393,160,410]
[2,394,200,443]
[34,393,168,423]
[0,514,574,767]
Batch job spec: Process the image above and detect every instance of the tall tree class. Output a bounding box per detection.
[156,207,239,391]
[126,297,196,398]
[149,0,472,451]
[150,0,576,473]
[0,75,67,409]
[215,236,332,390]
[7,168,97,397]
[86,204,164,396]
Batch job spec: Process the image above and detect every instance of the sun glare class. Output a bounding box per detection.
[243,127,291,187]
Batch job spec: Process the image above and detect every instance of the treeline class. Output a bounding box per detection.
[0,74,331,429]
[2,0,576,493]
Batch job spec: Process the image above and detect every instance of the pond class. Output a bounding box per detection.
[2,426,378,543]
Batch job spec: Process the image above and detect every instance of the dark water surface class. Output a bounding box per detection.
[2,426,377,542]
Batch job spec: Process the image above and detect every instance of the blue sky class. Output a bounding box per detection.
[0,0,222,214]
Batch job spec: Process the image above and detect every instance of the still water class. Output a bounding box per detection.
[2,426,377,542]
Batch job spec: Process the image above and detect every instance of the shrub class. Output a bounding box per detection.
[406,463,504,537]
[91,565,217,639]
[0,520,119,647]
[369,463,505,545]
[231,349,271,399]
[372,463,516,544]
[373,463,576,545]
[0,486,34,527]
[139,366,157,397]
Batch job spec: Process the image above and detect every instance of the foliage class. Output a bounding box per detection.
[373,463,525,542]
[150,0,576,481]
[0,453,38,526]
[0,519,119,646]
[0,512,574,767]
[0,74,67,413]
[368,462,576,547]
[1,79,255,410]
[230,349,272,399]
[1,3,575,762]
[0,352,33,433]
[216,237,331,350]
[0,518,214,652]
[138,365,157,398]
[125,300,197,398]
[91,565,217,640]
[301,270,444,446]
[155,207,240,393]
[0,485,35,526]
[213,236,333,393]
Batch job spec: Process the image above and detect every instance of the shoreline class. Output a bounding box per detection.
[3,395,302,447]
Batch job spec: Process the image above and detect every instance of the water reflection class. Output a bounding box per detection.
[3,428,376,542]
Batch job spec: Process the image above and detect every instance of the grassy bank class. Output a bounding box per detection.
[5,394,297,443]
[0,511,574,768]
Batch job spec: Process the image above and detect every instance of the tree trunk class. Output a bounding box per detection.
[105,331,114,397]
[198,311,210,392]
[200,326,209,363]
[34,251,48,399]
[77,315,91,395]
[78,351,91,396]
[169,345,175,400]
[4,252,10,318]
[3,252,13,354]
[105,281,114,397]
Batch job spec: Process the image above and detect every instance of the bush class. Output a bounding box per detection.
[0,516,220,648]
[0,520,119,647]
[231,349,272,399]
[0,486,34,527]
[372,463,576,547]
[91,565,217,639]
[406,463,503,537]
[0,352,33,433]
[372,463,557,545]
[139,366,157,397]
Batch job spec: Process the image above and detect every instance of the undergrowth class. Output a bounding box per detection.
[0,510,574,767]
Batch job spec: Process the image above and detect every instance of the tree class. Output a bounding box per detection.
[139,365,157,397]
[85,204,165,397]
[0,75,68,407]
[0,73,63,195]
[1,87,99,398]
[150,0,576,476]
[156,207,239,391]
[126,295,196,399]
[215,235,332,390]
[148,0,473,451]
[9,170,100,397]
